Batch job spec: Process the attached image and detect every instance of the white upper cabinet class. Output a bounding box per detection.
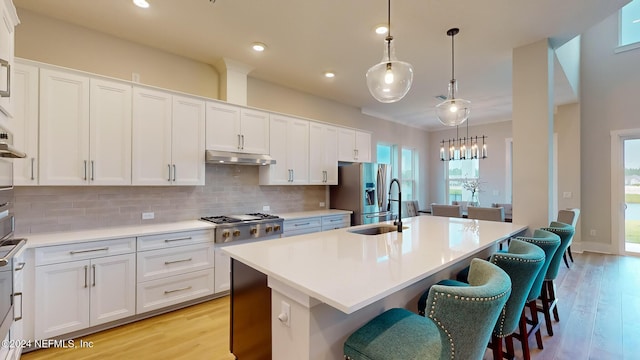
[0,0,19,119]
[259,114,309,185]
[39,68,91,185]
[309,122,338,185]
[206,101,269,155]
[12,62,39,186]
[132,87,204,186]
[338,128,371,163]
[39,68,132,185]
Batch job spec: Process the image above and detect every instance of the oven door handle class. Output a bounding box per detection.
[13,292,22,321]
[0,238,26,267]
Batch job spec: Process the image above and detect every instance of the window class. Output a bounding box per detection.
[401,148,417,201]
[445,152,479,204]
[620,0,640,47]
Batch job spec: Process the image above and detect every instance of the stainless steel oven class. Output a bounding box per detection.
[0,158,26,343]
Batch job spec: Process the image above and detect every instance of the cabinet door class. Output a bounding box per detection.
[35,260,90,340]
[12,62,39,186]
[205,101,241,152]
[308,122,325,184]
[260,115,289,184]
[355,131,372,162]
[337,128,356,162]
[90,78,132,185]
[172,95,205,185]
[90,253,136,326]
[214,248,230,293]
[0,1,17,118]
[39,68,90,185]
[324,125,339,184]
[132,87,172,185]
[240,109,269,154]
[287,117,309,184]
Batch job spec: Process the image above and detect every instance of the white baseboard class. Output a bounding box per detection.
[572,241,615,255]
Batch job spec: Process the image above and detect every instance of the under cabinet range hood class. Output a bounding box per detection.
[0,126,26,159]
[205,150,276,165]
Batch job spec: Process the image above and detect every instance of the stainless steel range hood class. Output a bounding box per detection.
[205,150,275,165]
[0,126,26,158]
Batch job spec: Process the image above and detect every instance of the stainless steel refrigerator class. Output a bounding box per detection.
[330,163,393,225]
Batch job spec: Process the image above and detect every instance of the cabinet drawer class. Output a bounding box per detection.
[136,269,214,314]
[137,243,214,282]
[321,214,350,231]
[35,238,136,266]
[137,229,213,251]
[283,218,322,232]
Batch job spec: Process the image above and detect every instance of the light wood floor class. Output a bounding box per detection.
[23,252,640,360]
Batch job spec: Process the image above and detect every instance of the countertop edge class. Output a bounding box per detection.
[16,220,216,248]
[274,209,352,220]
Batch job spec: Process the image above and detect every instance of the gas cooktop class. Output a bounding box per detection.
[200,213,283,243]
[200,213,280,224]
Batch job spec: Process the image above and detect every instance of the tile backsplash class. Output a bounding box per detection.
[14,165,327,234]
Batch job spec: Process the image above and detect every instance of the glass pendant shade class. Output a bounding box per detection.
[436,79,471,126]
[366,38,414,103]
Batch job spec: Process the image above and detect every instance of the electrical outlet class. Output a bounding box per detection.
[278,301,291,327]
[590,229,597,236]
[492,190,499,196]
[319,202,325,207]
[132,72,140,83]
[142,212,154,220]
[563,192,572,198]
[263,205,270,211]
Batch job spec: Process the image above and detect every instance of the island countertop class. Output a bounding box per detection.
[222,215,527,314]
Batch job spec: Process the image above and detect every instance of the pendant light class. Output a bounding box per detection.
[436,28,471,126]
[366,0,414,103]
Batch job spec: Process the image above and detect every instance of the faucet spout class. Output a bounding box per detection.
[387,178,402,232]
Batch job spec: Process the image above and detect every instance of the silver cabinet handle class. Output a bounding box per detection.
[91,160,95,181]
[15,262,25,271]
[173,164,176,182]
[164,286,192,294]
[241,134,245,149]
[237,134,241,150]
[30,158,35,180]
[329,218,342,222]
[291,169,294,182]
[168,164,172,181]
[70,247,109,255]
[83,160,88,181]
[0,59,10,97]
[92,264,96,287]
[164,258,192,265]
[13,292,22,321]
[294,222,311,227]
[84,265,88,288]
[164,236,193,243]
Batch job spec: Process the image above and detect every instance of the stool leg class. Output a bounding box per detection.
[568,246,574,263]
[563,252,570,268]
[491,334,504,360]
[540,281,554,336]
[548,281,560,322]
[518,311,531,360]
[528,300,543,349]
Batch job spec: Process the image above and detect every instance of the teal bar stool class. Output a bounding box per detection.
[538,221,575,336]
[512,229,560,355]
[343,259,511,360]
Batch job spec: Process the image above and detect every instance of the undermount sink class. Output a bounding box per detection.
[348,225,408,235]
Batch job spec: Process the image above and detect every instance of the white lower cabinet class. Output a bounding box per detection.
[136,230,215,314]
[321,214,350,231]
[283,213,351,237]
[213,247,231,293]
[34,252,136,340]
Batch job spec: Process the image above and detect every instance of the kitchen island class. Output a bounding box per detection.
[222,215,527,359]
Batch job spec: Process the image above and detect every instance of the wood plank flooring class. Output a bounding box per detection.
[23,252,640,360]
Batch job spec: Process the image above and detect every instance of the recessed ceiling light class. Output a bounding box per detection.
[252,42,267,52]
[133,0,150,8]
[375,25,388,35]
[324,72,335,78]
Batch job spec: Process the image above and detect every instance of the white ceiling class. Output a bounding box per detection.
[13,0,630,130]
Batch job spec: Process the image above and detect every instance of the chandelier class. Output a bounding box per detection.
[440,121,487,161]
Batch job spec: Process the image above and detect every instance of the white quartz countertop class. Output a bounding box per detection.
[222,216,527,314]
[17,220,215,248]
[274,209,352,220]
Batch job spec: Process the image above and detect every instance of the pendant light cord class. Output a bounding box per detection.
[451,31,455,80]
[386,0,392,62]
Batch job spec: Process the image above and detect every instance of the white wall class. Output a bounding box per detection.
[580,11,640,252]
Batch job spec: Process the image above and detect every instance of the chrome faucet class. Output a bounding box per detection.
[387,178,402,232]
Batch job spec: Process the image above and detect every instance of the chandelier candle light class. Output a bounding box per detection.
[440,120,487,161]
[435,28,471,126]
[366,0,414,103]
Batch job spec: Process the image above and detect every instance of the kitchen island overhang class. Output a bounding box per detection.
[223,215,527,359]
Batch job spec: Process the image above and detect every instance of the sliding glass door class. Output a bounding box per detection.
[625,138,640,253]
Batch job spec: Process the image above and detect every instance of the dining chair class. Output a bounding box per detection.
[467,206,505,222]
[344,258,511,360]
[557,208,580,267]
[430,204,463,218]
[537,221,575,336]
[452,200,470,212]
[513,229,561,355]
[492,203,513,218]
